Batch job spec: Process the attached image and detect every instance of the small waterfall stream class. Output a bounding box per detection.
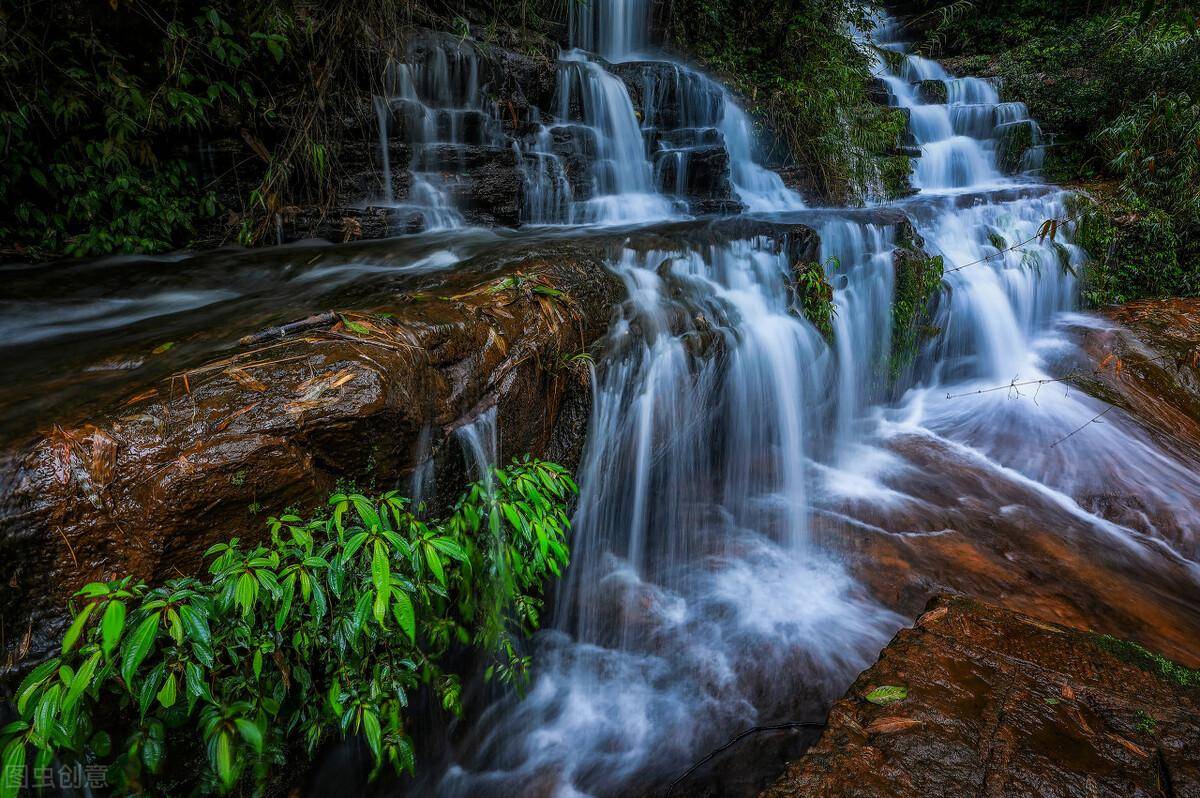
[420,3,1200,796]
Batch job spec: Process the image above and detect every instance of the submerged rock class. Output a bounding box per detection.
[762,595,1200,797]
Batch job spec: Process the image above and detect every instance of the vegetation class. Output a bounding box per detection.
[0,458,576,796]
[0,0,563,261]
[666,0,912,202]
[890,239,944,381]
[900,0,1200,303]
[1093,633,1200,690]
[794,258,839,338]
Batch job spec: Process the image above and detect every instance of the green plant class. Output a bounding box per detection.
[0,457,576,796]
[666,0,911,202]
[890,249,944,380]
[794,258,838,338]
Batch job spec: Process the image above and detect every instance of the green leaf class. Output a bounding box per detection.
[371,540,390,594]
[391,591,416,642]
[864,685,908,706]
[215,731,235,790]
[62,650,101,714]
[121,613,160,685]
[1,738,27,798]
[62,602,96,654]
[179,604,212,649]
[15,658,60,716]
[350,496,381,530]
[235,718,263,753]
[361,710,382,763]
[157,672,178,708]
[424,545,446,586]
[372,584,390,628]
[100,600,127,656]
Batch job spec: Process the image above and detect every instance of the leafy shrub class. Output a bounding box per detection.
[666,0,911,202]
[0,457,576,796]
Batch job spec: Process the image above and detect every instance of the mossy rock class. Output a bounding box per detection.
[914,79,947,104]
[996,120,1035,174]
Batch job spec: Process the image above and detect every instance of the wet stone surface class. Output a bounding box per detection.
[762,595,1200,798]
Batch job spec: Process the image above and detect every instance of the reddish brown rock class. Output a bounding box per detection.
[0,244,622,668]
[762,595,1200,798]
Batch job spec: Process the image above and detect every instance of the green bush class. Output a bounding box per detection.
[0,457,576,796]
[666,0,911,202]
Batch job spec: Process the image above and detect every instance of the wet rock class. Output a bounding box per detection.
[0,243,624,668]
[996,119,1036,174]
[866,77,892,106]
[653,145,738,210]
[762,595,1200,798]
[913,78,947,104]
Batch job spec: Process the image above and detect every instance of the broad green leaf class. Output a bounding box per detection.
[100,600,126,656]
[235,718,263,753]
[391,591,416,642]
[179,604,211,649]
[371,540,390,594]
[215,731,235,791]
[361,710,382,763]
[120,614,160,685]
[350,496,381,530]
[864,685,908,706]
[156,672,178,708]
[424,545,445,586]
[32,684,61,744]
[62,603,96,654]
[62,650,101,714]
[15,658,60,716]
[373,584,389,627]
[1,738,27,798]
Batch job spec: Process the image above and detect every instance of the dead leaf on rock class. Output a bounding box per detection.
[865,717,921,734]
[1061,683,1075,701]
[1106,733,1149,759]
[123,387,159,406]
[918,607,948,626]
[88,428,118,487]
[226,367,267,392]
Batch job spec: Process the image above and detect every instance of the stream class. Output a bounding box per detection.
[3,2,1199,796]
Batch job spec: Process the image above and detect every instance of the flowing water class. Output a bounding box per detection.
[422,5,1200,797]
[4,2,1199,796]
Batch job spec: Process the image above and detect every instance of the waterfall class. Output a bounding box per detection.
[417,6,1200,797]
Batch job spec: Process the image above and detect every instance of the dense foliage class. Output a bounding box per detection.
[900,0,1200,304]
[0,0,562,261]
[666,0,911,202]
[0,458,576,796]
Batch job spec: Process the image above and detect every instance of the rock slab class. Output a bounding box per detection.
[762,595,1200,798]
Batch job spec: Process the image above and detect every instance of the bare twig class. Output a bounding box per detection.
[1050,405,1114,448]
[665,720,826,795]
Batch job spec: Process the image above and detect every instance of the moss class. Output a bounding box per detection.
[793,260,837,339]
[890,248,944,380]
[666,0,909,203]
[1092,633,1200,690]
[995,121,1034,174]
[1072,194,1190,306]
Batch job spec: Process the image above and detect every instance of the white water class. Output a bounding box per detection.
[418,5,1200,796]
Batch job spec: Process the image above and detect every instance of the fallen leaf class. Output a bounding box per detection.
[123,388,159,406]
[865,717,921,734]
[918,607,948,626]
[1061,683,1075,701]
[1106,733,1148,759]
[152,341,175,355]
[865,685,908,706]
[226,367,267,393]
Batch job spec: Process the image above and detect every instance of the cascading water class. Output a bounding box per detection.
[374,34,500,231]
[415,5,1200,797]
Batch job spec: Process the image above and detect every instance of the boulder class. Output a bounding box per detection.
[763,595,1200,798]
[0,240,624,668]
[913,78,947,104]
